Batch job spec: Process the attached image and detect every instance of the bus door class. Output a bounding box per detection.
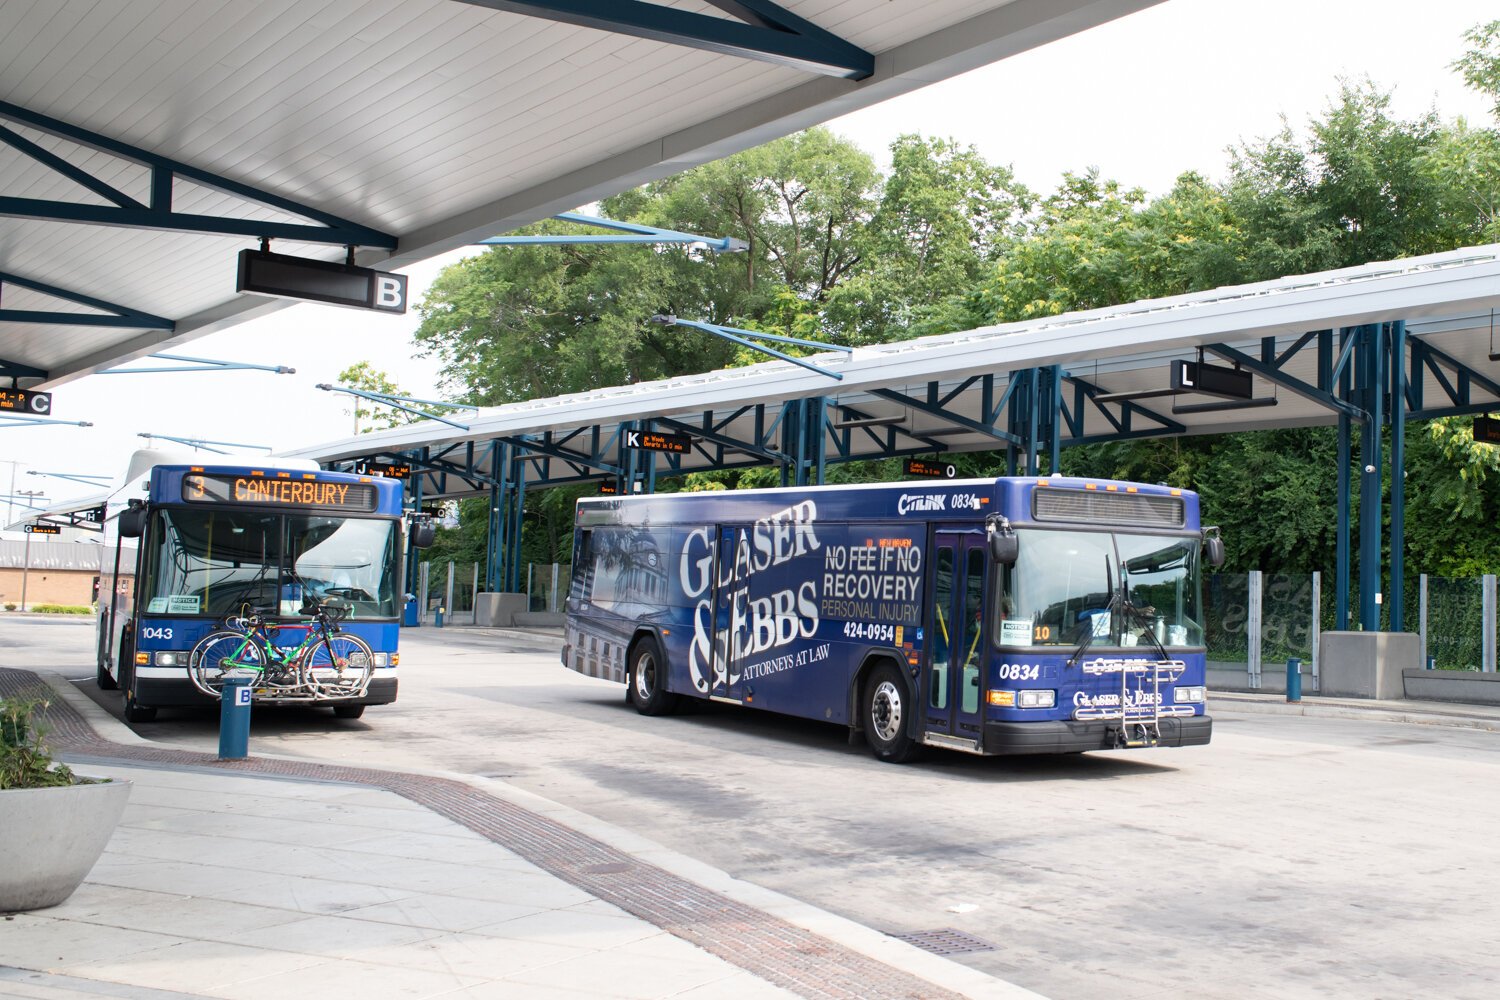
[711,525,744,703]
[924,530,988,742]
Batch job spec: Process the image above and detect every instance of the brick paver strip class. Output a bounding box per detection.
[3,669,965,1000]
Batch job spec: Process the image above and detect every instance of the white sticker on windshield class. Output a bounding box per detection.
[167,595,200,614]
[1089,611,1111,637]
[147,597,168,614]
[1000,619,1033,646]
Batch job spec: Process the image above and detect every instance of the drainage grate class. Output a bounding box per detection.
[889,928,995,956]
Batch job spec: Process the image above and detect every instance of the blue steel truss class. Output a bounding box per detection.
[0,270,174,330]
[372,315,1500,632]
[101,353,293,375]
[451,0,874,79]
[0,102,396,249]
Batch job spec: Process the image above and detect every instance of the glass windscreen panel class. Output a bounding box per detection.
[140,509,399,618]
[999,530,1203,647]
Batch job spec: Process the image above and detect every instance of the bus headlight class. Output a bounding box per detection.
[1017,689,1056,709]
[1174,686,1206,704]
[371,653,388,667]
[990,689,1056,709]
[154,651,182,666]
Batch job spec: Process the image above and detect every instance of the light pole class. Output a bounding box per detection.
[16,490,47,611]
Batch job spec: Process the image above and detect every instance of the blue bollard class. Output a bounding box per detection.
[1427,656,1436,671]
[1286,657,1302,703]
[218,674,253,760]
[435,605,445,628]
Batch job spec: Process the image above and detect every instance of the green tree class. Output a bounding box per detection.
[336,361,412,433]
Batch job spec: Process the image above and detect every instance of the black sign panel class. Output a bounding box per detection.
[354,460,411,480]
[0,388,52,415]
[1172,360,1253,401]
[237,250,408,314]
[1475,416,1500,445]
[904,458,957,479]
[624,429,691,454]
[182,474,377,512]
[24,523,61,535]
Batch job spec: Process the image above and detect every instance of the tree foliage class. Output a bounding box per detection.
[412,24,1500,582]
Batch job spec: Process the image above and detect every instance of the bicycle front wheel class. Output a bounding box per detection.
[190,631,266,698]
[304,634,374,698]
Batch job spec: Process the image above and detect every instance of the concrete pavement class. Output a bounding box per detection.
[0,666,1037,1000]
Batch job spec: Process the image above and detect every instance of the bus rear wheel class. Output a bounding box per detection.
[627,637,679,716]
[864,663,921,764]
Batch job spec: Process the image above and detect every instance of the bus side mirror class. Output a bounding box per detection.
[1203,528,1225,568]
[410,520,436,549]
[987,520,1018,566]
[118,502,147,539]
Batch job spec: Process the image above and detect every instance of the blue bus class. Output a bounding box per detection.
[563,476,1222,761]
[96,459,429,722]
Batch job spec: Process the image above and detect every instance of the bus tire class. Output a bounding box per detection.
[627,636,679,717]
[863,662,921,764]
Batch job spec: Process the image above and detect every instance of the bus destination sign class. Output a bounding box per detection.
[354,460,411,480]
[625,429,691,454]
[24,523,61,535]
[0,388,52,415]
[904,459,957,479]
[182,474,378,512]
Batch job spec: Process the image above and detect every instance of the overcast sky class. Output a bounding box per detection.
[5,0,1496,527]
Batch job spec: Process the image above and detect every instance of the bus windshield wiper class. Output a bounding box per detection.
[1068,554,1117,667]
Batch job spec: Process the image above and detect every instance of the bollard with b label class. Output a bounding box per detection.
[1286,657,1302,703]
[218,673,255,759]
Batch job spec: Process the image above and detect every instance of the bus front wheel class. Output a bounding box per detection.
[627,637,679,717]
[863,663,921,764]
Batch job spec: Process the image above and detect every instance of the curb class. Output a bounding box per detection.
[1211,693,1500,733]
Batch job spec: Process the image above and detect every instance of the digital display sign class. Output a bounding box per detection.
[598,481,619,494]
[904,458,957,479]
[24,523,61,535]
[236,250,408,314]
[1475,416,1500,445]
[354,460,411,480]
[182,474,378,512]
[1172,360,1253,400]
[624,429,691,454]
[0,388,52,415]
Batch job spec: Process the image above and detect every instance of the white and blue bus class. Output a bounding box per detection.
[563,476,1222,761]
[96,454,430,722]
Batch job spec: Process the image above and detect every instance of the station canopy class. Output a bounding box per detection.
[282,245,1500,499]
[0,0,1162,388]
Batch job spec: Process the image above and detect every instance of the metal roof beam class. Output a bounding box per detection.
[0,270,175,330]
[453,0,874,79]
[869,386,1021,447]
[1206,342,1363,420]
[0,102,397,250]
[1062,374,1186,438]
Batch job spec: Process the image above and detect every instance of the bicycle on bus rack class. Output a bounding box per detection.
[187,599,373,702]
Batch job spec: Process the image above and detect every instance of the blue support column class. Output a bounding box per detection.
[486,441,505,592]
[1045,365,1063,474]
[406,456,426,601]
[1389,321,1407,632]
[809,396,827,485]
[504,448,527,594]
[1359,324,1384,632]
[1336,330,1352,631]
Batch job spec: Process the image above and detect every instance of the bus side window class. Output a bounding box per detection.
[930,547,954,710]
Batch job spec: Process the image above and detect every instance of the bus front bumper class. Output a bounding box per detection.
[134,673,398,709]
[982,714,1212,755]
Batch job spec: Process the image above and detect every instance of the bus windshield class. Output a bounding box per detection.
[140,508,400,618]
[1001,529,1204,648]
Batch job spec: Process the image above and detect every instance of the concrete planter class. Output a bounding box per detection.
[0,777,131,911]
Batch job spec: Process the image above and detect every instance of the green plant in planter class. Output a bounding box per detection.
[1,697,77,789]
